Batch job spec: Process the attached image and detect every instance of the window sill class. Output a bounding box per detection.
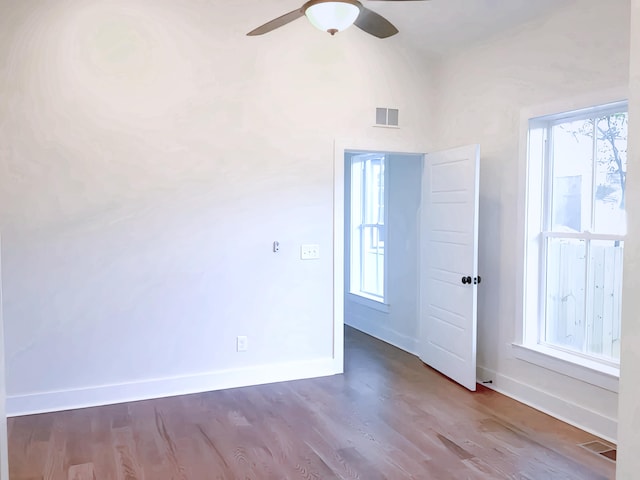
[511,343,619,393]
[346,293,390,313]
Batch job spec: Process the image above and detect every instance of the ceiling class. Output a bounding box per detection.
[343,0,576,56]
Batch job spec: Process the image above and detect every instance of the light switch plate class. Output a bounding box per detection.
[301,244,320,260]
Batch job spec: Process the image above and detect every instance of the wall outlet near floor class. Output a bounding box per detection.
[237,336,248,352]
[301,244,320,260]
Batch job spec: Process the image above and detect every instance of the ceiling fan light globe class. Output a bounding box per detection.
[305,2,360,35]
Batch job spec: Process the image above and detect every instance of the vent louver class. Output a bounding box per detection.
[579,441,617,462]
[375,107,399,127]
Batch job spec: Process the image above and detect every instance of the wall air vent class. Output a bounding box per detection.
[375,107,399,127]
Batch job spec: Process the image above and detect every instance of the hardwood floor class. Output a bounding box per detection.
[9,327,615,479]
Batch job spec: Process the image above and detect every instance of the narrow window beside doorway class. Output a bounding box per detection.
[521,101,627,378]
[349,153,388,303]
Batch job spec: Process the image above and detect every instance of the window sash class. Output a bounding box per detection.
[539,235,623,359]
[543,105,628,236]
[537,105,627,363]
[349,154,387,302]
[542,231,624,241]
[358,224,384,298]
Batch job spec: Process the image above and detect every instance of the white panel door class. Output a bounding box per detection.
[419,144,480,391]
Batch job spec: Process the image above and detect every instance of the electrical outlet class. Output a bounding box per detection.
[301,244,320,260]
[237,336,248,352]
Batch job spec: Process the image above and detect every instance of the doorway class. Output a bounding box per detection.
[333,141,480,392]
[343,150,423,355]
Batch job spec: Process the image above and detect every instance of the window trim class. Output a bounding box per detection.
[515,89,628,387]
[346,292,390,313]
[511,343,619,393]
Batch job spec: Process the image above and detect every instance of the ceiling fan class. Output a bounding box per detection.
[247,0,428,39]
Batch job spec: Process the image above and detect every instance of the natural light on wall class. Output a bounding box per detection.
[305,1,360,35]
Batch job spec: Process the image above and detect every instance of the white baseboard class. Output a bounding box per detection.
[345,320,418,355]
[7,357,339,417]
[477,365,618,444]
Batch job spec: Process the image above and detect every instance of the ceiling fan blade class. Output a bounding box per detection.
[354,6,399,38]
[247,8,305,36]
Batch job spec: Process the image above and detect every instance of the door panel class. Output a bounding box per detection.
[419,145,480,391]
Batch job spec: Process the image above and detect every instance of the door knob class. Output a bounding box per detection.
[461,276,472,285]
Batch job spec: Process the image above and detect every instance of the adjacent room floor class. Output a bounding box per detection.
[9,327,615,479]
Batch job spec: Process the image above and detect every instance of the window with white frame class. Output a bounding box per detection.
[524,101,627,366]
[349,153,388,303]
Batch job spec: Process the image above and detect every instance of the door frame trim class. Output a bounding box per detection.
[0,237,8,480]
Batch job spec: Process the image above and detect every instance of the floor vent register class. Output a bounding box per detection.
[579,440,617,462]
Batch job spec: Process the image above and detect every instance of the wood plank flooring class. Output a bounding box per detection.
[9,327,616,479]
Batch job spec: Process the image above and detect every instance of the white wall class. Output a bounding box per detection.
[0,0,434,414]
[617,0,640,476]
[344,153,422,353]
[431,0,630,441]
